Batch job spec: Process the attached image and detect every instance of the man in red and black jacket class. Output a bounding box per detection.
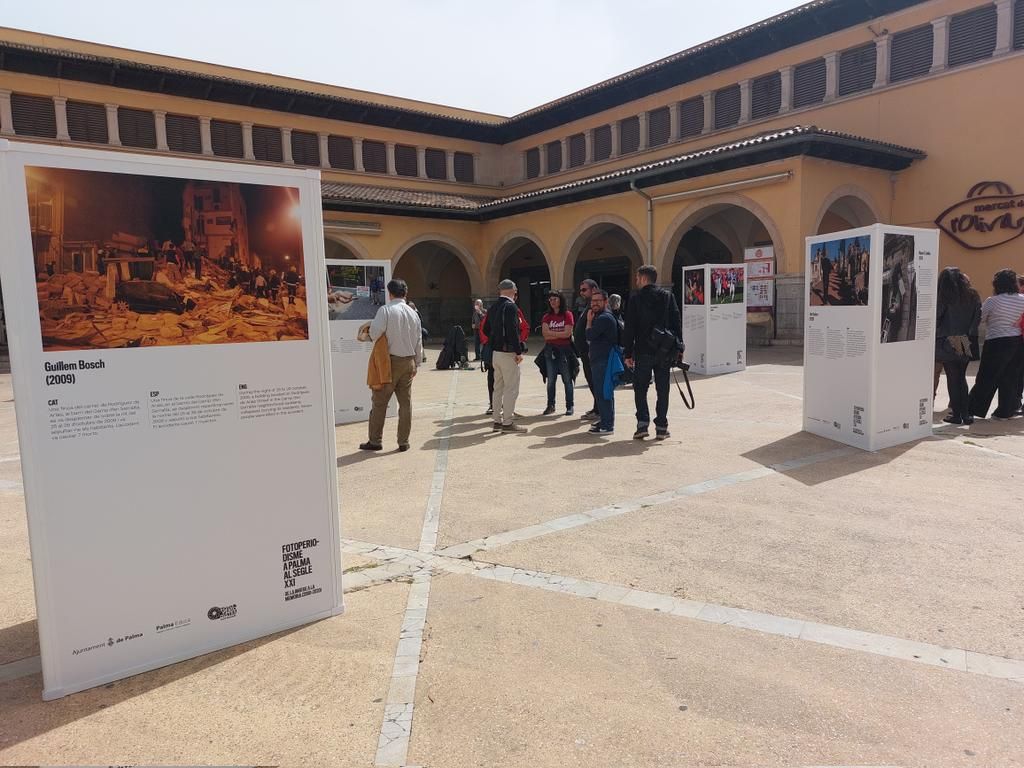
[481,279,527,433]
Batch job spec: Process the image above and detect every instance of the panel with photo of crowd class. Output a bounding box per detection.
[809,235,870,307]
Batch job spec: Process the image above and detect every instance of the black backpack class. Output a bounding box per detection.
[437,325,467,369]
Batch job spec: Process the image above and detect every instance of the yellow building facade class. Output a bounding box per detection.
[2,0,1023,340]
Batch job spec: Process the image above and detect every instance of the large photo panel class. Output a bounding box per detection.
[0,142,342,699]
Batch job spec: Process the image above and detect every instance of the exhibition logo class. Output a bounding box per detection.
[935,182,1024,250]
[207,604,238,621]
[156,617,192,634]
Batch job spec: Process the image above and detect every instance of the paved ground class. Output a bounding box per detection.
[1,345,1023,767]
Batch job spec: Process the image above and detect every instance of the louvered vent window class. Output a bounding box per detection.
[838,43,877,96]
[568,133,586,167]
[117,108,156,149]
[592,125,612,161]
[751,73,782,119]
[525,148,540,178]
[66,101,108,144]
[328,135,355,169]
[714,85,741,129]
[545,140,562,174]
[362,140,387,173]
[1016,0,1024,49]
[793,59,827,107]
[394,144,418,176]
[290,130,319,166]
[166,114,201,153]
[252,126,283,163]
[454,152,474,182]
[619,116,640,154]
[425,148,446,179]
[948,5,997,68]
[648,107,671,146]
[680,97,704,137]
[890,25,934,82]
[11,94,56,138]
[210,120,243,158]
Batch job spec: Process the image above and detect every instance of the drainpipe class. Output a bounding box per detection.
[630,181,654,266]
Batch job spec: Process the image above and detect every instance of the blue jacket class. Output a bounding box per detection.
[603,346,625,399]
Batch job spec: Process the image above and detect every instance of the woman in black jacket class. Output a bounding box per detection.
[935,267,981,424]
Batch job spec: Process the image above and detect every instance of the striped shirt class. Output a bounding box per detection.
[981,293,1024,339]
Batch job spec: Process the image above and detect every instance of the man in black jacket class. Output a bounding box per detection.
[586,289,619,435]
[623,265,681,440]
[481,279,527,433]
[573,278,600,421]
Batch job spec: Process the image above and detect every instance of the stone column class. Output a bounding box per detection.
[445,150,455,181]
[353,137,365,172]
[637,111,649,151]
[780,66,794,112]
[281,127,294,164]
[200,117,213,156]
[105,104,121,146]
[521,150,529,180]
[873,34,891,88]
[538,143,548,174]
[995,0,1014,56]
[471,153,480,183]
[584,128,594,163]
[556,137,566,170]
[0,90,13,136]
[385,141,396,175]
[702,91,714,133]
[930,16,950,73]
[154,110,169,151]
[669,102,681,141]
[319,132,331,169]
[241,122,255,160]
[610,122,620,158]
[53,96,70,141]
[416,146,427,178]
[824,52,839,100]
[739,79,752,123]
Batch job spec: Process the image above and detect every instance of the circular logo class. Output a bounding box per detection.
[207,607,222,620]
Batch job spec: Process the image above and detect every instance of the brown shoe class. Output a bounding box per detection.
[397,444,410,452]
[501,423,527,433]
[359,442,383,451]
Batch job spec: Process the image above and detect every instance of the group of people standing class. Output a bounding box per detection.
[935,267,1024,424]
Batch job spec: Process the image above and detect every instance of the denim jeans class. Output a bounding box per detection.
[545,346,574,409]
[591,362,614,430]
[632,353,670,430]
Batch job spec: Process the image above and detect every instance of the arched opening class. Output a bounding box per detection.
[815,193,878,235]
[324,238,359,260]
[489,234,552,329]
[661,199,782,310]
[563,220,643,315]
[393,239,474,339]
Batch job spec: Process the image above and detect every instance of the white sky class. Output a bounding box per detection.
[0,0,804,116]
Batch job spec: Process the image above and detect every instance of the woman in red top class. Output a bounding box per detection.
[541,291,575,415]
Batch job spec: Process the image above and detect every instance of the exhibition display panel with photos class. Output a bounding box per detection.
[803,224,939,451]
[682,263,747,375]
[0,141,343,699]
[326,258,392,425]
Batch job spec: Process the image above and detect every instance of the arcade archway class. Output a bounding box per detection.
[815,189,879,234]
[562,217,644,314]
[488,232,553,329]
[393,236,478,338]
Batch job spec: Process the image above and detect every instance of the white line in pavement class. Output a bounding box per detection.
[435,446,856,559]
[342,541,1024,685]
[374,370,458,768]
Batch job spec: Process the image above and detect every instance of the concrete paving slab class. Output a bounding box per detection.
[408,573,1024,768]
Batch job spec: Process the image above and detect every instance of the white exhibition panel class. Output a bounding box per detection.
[803,224,939,451]
[681,263,747,375]
[325,258,392,425]
[0,141,342,699]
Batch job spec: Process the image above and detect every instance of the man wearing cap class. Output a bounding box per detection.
[481,279,527,433]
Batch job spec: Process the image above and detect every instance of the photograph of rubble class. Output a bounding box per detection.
[326,263,387,321]
[26,166,310,351]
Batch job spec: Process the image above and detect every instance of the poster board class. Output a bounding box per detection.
[803,224,939,451]
[0,141,342,699]
[682,263,746,375]
[325,258,392,425]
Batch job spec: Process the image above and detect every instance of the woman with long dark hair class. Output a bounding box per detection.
[968,269,1024,419]
[935,268,981,424]
[541,291,576,416]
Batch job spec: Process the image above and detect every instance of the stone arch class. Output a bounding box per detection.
[813,185,882,234]
[486,229,554,290]
[656,192,787,282]
[560,213,646,291]
[392,232,484,296]
[323,232,373,261]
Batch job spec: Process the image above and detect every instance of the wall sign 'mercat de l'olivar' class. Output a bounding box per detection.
[935,182,1024,250]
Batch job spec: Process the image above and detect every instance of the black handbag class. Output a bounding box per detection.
[652,290,684,368]
[673,362,696,410]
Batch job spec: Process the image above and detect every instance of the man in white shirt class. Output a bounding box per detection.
[360,279,423,453]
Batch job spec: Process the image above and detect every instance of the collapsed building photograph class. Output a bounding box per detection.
[26,166,309,351]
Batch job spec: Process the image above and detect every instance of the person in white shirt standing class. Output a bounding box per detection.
[968,269,1024,420]
[360,279,423,452]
